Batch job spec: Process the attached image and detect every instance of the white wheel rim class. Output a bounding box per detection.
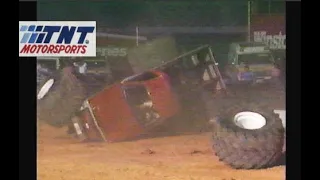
[37,79,55,100]
[234,111,266,130]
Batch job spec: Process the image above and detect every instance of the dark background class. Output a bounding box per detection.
[37,0,285,65]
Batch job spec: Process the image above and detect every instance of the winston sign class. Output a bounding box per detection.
[250,14,286,50]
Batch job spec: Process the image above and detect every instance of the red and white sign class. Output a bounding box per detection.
[250,14,286,50]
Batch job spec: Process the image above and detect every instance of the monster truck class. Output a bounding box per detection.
[224,42,281,85]
[69,46,284,170]
[37,45,285,169]
[36,45,223,137]
[67,45,225,142]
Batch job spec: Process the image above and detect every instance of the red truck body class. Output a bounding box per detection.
[75,70,181,142]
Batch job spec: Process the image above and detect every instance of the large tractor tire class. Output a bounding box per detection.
[37,67,87,127]
[211,103,285,169]
[77,74,108,97]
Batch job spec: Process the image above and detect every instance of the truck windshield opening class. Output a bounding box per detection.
[238,53,273,65]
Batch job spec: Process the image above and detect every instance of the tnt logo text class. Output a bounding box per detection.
[19,21,96,57]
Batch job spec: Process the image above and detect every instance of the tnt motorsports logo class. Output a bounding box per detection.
[19,21,96,57]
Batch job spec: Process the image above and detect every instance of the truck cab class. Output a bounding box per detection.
[225,42,279,84]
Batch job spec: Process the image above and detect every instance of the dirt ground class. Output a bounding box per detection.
[37,83,286,180]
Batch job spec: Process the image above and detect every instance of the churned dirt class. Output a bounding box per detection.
[37,83,286,180]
